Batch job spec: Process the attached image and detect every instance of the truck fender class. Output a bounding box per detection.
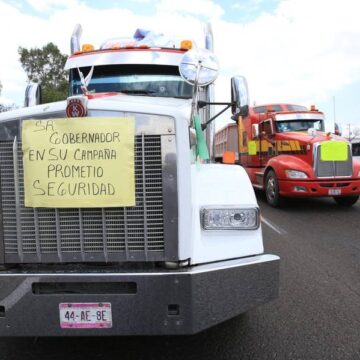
[265,155,313,181]
[189,163,263,264]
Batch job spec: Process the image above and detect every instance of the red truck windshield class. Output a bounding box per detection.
[276,119,324,133]
[69,64,193,99]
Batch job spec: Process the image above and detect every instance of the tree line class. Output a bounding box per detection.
[0,42,68,112]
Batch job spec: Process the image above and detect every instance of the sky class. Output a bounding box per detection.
[1,0,360,133]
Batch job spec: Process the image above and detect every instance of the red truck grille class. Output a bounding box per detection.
[314,143,353,178]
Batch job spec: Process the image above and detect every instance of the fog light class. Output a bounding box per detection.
[294,186,307,192]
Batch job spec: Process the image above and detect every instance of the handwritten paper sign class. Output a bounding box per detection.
[22,117,135,208]
[321,141,348,162]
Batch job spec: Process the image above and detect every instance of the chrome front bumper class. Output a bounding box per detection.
[0,254,279,336]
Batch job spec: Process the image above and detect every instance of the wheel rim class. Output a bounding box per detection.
[266,176,276,201]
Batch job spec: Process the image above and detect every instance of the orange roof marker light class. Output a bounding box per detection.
[310,105,318,111]
[138,44,150,49]
[180,40,193,50]
[81,44,94,52]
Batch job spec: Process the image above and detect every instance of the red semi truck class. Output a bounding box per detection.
[215,103,360,207]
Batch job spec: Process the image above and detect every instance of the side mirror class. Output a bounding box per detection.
[308,128,317,137]
[231,75,249,118]
[252,124,259,139]
[334,122,342,136]
[24,82,42,107]
[179,48,219,86]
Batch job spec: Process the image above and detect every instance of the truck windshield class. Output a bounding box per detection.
[69,64,193,99]
[276,120,324,133]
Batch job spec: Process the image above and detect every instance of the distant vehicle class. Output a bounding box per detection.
[215,103,360,207]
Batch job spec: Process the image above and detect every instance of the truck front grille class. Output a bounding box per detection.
[314,143,353,178]
[0,134,171,264]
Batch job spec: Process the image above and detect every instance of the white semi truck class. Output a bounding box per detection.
[0,25,279,336]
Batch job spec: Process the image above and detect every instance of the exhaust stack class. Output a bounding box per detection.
[204,23,215,161]
[71,24,82,54]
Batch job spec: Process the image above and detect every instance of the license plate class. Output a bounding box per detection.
[59,303,112,329]
[329,189,341,195]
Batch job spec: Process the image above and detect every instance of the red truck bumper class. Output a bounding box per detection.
[278,179,360,197]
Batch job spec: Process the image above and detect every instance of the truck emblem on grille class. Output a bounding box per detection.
[66,97,87,117]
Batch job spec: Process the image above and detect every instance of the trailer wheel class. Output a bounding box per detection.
[265,170,282,207]
[333,195,359,206]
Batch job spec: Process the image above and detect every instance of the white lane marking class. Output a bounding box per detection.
[261,216,287,235]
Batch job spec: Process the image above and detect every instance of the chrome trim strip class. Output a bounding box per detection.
[55,209,62,262]
[13,136,23,262]
[33,209,41,262]
[65,50,184,70]
[162,135,178,261]
[141,133,149,260]
[102,208,108,262]
[124,208,129,260]
[78,208,85,261]
[0,255,279,277]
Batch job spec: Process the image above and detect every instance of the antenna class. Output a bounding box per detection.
[333,95,336,130]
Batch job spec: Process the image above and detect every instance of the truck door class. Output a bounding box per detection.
[259,119,276,166]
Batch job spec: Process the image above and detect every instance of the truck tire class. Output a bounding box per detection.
[265,170,282,207]
[333,195,359,206]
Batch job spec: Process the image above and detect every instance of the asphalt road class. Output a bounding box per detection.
[1,195,359,359]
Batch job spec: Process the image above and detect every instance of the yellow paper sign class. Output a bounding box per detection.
[248,141,257,155]
[22,117,135,208]
[321,141,348,161]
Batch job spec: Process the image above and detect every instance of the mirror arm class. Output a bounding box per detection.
[200,102,234,130]
[198,100,234,109]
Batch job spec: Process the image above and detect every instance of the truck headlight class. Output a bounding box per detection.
[285,170,308,179]
[201,207,259,230]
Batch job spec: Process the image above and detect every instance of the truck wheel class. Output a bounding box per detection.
[333,195,359,206]
[265,170,282,207]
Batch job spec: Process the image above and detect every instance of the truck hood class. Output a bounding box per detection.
[88,94,192,117]
[278,131,346,144]
[0,94,192,122]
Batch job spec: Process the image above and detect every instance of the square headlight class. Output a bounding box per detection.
[201,207,259,230]
[285,170,308,179]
